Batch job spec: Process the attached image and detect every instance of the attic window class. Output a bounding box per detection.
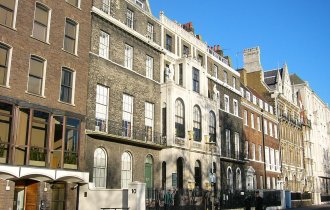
[135,0,144,8]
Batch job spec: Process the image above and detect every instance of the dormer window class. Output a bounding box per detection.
[135,0,144,9]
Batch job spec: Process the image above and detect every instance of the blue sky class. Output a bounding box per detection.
[150,0,330,105]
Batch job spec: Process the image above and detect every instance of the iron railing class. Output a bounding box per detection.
[88,118,166,146]
[145,188,209,210]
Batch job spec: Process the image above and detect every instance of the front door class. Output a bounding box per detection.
[25,181,38,210]
[14,181,39,210]
[145,163,153,188]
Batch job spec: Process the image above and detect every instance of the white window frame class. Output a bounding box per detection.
[214,64,218,78]
[252,143,256,160]
[264,119,268,135]
[265,146,270,170]
[145,102,154,141]
[259,99,263,109]
[124,44,133,70]
[253,95,257,105]
[147,22,154,41]
[122,94,133,137]
[95,84,109,132]
[101,0,111,15]
[224,71,228,83]
[232,76,236,89]
[224,95,230,113]
[32,2,51,43]
[269,122,273,137]
[226,129,231,157]
[251,113,255,129]
[233,99,238,116]
[275,150,280,171]
[59,67,76,105]
[99,30,110,59]
[93,148,107,188]
[135,0,144,9]
[274,125,278,139]
[270,106,274,114]
[270,148,275,170]
[235,132,239,159]
[146,55,153,79]
[257,116,261,131]
[265,103,269,112]
[27,55,47,97]
[63,18,79,55]
[246,91,251,101]
[244,110,248,126]
[0,0,19,29]
[121,151,132,189]
[240,87,244,96]
[0,42,13,87]
[259,145,262,161]
[126,8,134,29]
[267,177,271,189]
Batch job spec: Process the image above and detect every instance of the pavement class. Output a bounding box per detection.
[291,204,330,210]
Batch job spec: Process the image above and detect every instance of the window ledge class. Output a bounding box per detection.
[25,91,46,99]
[65,1,82,10]
[62,48,79,57]
[0,24,17,31]
[58,100,76,107]
[30,35,50,45]
[0,85,11,89]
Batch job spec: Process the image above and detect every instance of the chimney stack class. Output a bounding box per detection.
[243,46,262,72]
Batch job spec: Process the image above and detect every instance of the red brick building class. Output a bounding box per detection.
[240,81,281,190]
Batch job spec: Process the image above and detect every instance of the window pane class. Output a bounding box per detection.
[0,45,8,85]
[65,20,76,38]
[30,57,44,77]
[33,22,47,41]
[0,0,15,9]
[0,5,13,27]
[0,45,8,66]
[28,76,42,95]
[35,5,48,25]
[64,38,75,53]
[60,69,73,103]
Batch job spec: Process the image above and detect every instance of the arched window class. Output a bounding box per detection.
[93,148,107,188]
[236,168,242,190]
[193,106,201,141]
[194,160,202,188]
[175,99,185,138]
[227,167,233,192]
[121,151,132,189]
[209,111,216,142]
[144,155,153,189]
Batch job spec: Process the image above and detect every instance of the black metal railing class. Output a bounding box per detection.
[220,189,281,209]
[145,188,209,210]
[100,208,129,210]
[88,118,166,146]
[291,192,302,200]
[321,195,330,202]
[302,192,312,200]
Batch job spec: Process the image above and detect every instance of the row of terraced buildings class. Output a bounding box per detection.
[0,0,329,209]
